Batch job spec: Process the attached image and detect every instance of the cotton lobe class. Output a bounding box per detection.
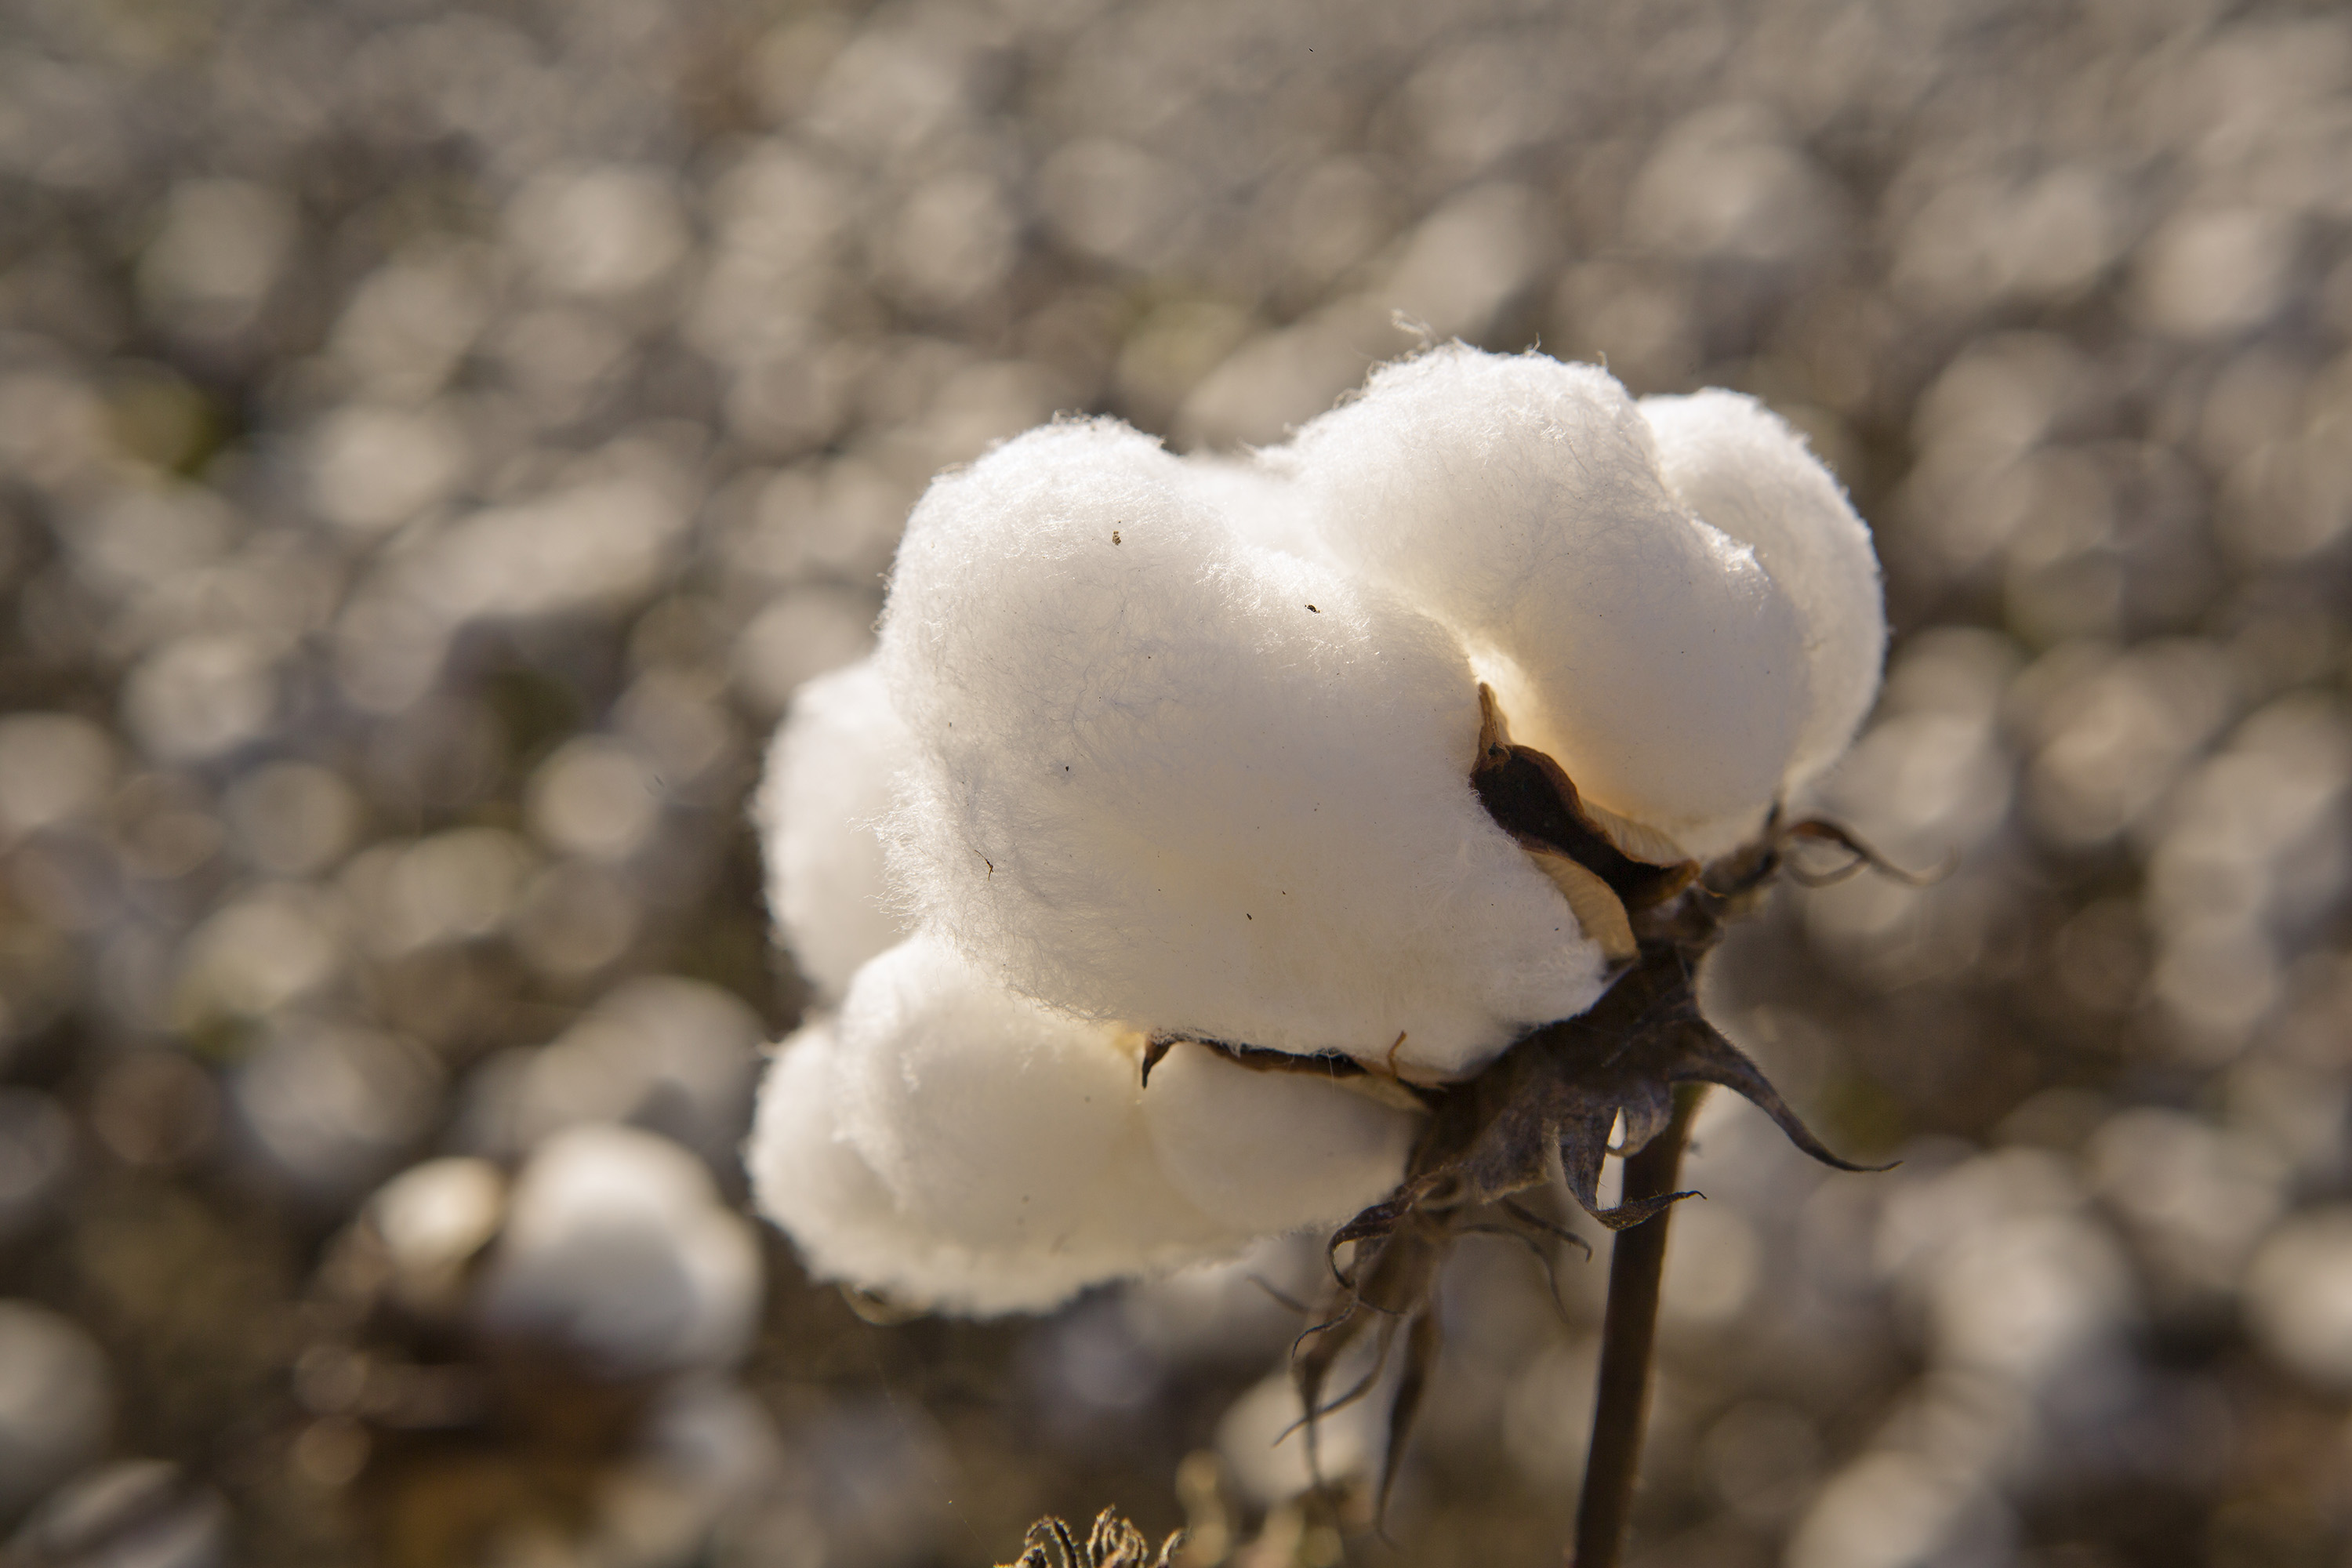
[755,657,912,1000]
[748,934,1414,1315]
[747,345,1883,1314]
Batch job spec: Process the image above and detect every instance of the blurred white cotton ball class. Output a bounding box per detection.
[2245,1207,2352,1389]
[1294,346,1813,855]
[507,165,689,300]
[307,403,469,534]
[0,1301,112,1516]
[477,1123,760,1377]
[881,415,1606,1078]
[1217,1367,1375,1506]
[420,478,688,625]
[366,1156,507,1320]
[0,713,116,840]
[525,736,662,862]
[122,634,278,762]
[137,178,294,341]
[754,656,911,1002]
[510,975,764,1167]
[233,1022,441,1203]
[9,1461,228,1568]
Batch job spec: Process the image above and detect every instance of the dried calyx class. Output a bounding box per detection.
[1254,684,1907,1513]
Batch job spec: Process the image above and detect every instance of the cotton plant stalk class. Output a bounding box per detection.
[747,345,1894,1559]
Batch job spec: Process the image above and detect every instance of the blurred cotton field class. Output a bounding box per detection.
[0,0,2348,1565]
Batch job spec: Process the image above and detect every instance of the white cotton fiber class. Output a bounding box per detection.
[1293,346,1812,854]
[880,418,1610,1078]
[749,972,1296,1317]
[755,656,912,1001]
[1140,1044,1418,1233]
[477,1123,760,1375]
[1639,390,1885,790]
[745,1020,949,1300]
[830,935,1209,1251]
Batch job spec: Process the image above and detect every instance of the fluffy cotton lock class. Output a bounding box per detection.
[880,417,1611,1077]
[755,657,912,1002]
[749,344,1883,1314]
[1293,347,1878,855]
[747,932,1417,1315]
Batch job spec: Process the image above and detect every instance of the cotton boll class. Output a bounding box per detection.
[1141,1044,1417,1233]
[477,1124,760,1377]
[880,417,1607,1077]
[1294,346,1811,855]
[1640,390,1885,790]
[748,1014,1240,1316]
[754,657,911,1002]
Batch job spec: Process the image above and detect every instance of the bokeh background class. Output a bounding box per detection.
[2,0,2350,1563]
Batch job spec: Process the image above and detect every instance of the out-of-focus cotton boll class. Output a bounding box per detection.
[0,714,116,841]
[510,975,764,1167]
[1139,1044,1416,1233]
[506,165,688,301]
[731,584,879,719]
[366,1156,506,1320]
[525,736,662,862]
[419,478,688,626]
[173,882,346,1024]
[221,762,362,877]
[122,633,278,762]
[306,403,470,535]
[1294,347,1814,856]
[755,657,911,1001]
[831,936,1210,1254]
[233,1022,442,1203]
[2244,1207,2352,1388]
[1217,1367,1376,1506]
[1639,390,1885,789]
[477,1124,760,1378]
[882,416,1606,1076]
[0,1301,112,1516]
[136,178,294,343]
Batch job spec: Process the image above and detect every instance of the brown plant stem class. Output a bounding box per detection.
[1570,1083,1708,1568]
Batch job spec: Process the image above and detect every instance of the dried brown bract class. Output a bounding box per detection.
[1290,685,1907,1514]
[1001,1508,1187,1568]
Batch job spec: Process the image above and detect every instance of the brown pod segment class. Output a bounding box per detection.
[1468,684,1699,916]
